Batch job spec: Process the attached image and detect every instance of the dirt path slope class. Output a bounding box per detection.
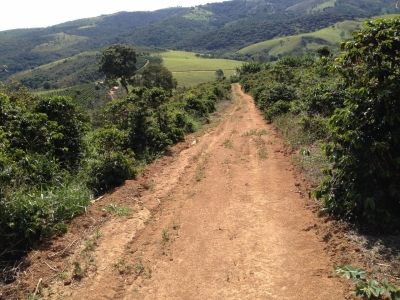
[36,84,348,299]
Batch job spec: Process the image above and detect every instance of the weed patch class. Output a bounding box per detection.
[223,139,234,149]
[195,154,209,182]
[113,258,131,275]
[104,202,131,217]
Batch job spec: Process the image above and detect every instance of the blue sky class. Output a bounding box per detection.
[1,0,227,31]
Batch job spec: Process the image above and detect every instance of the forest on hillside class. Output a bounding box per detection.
[1,0,398,83]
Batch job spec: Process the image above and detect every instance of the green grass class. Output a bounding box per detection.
[238,19,363,56]
[160,51,242,72]
[54,17,102,28]
[311,0,336,12]
[183,7,215,21]
[161,50,240,87]
[173,69,237,87]
[273,113,328,185]
[104,202,132,217]
[238,14,400,57]
[31,33,88,53]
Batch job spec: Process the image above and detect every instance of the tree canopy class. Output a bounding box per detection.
[140,64,177,94]
[99,44,137,93]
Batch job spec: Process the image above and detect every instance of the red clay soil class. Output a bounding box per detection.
[2,85,366,300]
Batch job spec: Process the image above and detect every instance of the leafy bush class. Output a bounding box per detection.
[303,83,345,117]
[34,96,89,169]
[0,182,92,257]
[86,152,137,196]
[315,17,400,229]
[256,82,297,115]
[334,265,400,299]
[85,127,137,196]
[276,55,303,67]
[184,94,209,117]
[264,100,291,122]
[236,61,263,75]
[298,117,328,142]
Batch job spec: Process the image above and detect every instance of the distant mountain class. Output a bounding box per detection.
[1,0,398,86]
[0,7,186,80]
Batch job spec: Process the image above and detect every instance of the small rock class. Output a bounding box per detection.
[64,280,72,286]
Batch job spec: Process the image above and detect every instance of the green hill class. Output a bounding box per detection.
[1,0,399,85]
[237,19,363,58]
[237,13,400,59]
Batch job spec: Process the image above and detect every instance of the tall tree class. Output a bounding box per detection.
[140,64,177,94]
[215,69,224,80]
[99,44,137,94]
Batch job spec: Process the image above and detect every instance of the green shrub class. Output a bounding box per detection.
[298,117,328,142]
[184,95,209,117]
[256,83,296,111]
[85,127,137,195]
[264,100,291,122]
[334,265,400,299]
[0,182,92,257]
[315,17,400,229]
[303,83,345,117]
[34,96,89,169]
[86,151,137,196]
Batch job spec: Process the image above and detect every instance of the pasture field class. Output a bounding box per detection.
[286,0,323,12]
[17,51,100,73]
[160,51,242,72]
[238,14,399,57]
[31,33,88,53]
[237,19,363,56]
[54,17,102,28]
[173,69,237,87]
[160,50,241,86]
[310,0,336,12]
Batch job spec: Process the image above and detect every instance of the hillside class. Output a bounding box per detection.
[0,7,186,80]
[237,19,363,58]
[2,0,398,84]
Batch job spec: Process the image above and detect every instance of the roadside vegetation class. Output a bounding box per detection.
[0,45,231,261]
[238,17,400,231]
[2,1,400,297]
[236,17,400,299]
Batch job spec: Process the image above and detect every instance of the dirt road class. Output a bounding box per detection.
[30,85,349,299]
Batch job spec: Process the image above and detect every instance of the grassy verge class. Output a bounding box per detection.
[273,114,328,186]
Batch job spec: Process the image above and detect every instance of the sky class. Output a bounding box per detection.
[0,0,227,31]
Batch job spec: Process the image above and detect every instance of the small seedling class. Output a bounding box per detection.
[223,139,234,149]
[93,228,102,240]
[146,268,153,279]
[72,261,85,279]
[258,149,267,159]
[113,258,131,274]
[195,155,208,182]
[162,229,170,242]
[57,272,68,281]
[134,258,144,275]
[105,202,131,217]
